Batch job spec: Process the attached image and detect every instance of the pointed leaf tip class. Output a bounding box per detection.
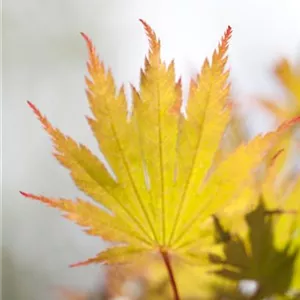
[69,258,97,268]
[27,101,41,118]
[19,192,55,206]
[224,26,232,38]
[69,262,82,268]
[80,32,97,60]
[80,32,90,43]
[218,25,232,54]
[20,191,28,197]
[27,101,44,120]
[27,100,34,109]
[20,191,59,207]
[139,19,160,54]
[26,101,54,134]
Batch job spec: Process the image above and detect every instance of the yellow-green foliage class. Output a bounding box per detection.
[21,21,300,299]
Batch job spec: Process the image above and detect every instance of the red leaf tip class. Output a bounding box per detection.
[20,191,30,197]
[225,25,232,37]
[80,32,90,43]
[27,100,36,112]
[26,101,41,117]
[138,18,147,27]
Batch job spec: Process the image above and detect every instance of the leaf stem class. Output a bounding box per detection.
[160,249,180,300]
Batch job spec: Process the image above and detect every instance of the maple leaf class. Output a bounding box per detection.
[210,201,298,299]
[210,145,300,299]
[20,20,300,299]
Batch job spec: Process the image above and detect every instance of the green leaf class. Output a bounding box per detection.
[210,201,299,299]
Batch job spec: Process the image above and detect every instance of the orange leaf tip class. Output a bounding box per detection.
[26,101,55,135]
[139,19,160,54]
[69,257,99,268]
[20,191,54,206]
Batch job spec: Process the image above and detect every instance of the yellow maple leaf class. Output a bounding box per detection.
[209,137,300,298]
[20,20,300,299]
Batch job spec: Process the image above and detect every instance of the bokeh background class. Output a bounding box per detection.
[3,0,300,299]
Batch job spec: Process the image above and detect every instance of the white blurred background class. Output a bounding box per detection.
[3,0,300,299]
